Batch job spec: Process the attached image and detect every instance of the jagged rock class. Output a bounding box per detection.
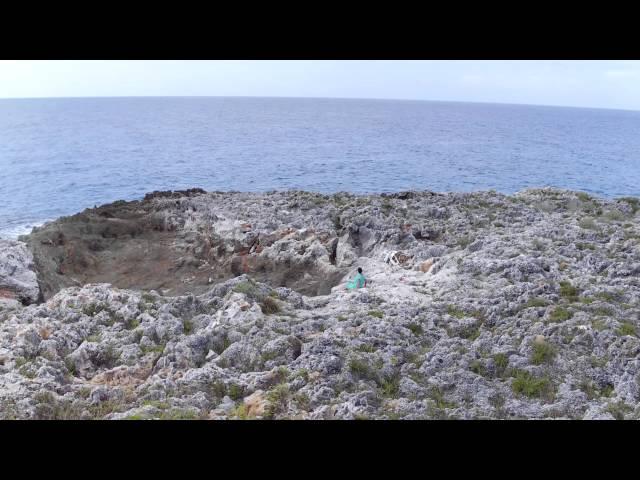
[0,240,40,304]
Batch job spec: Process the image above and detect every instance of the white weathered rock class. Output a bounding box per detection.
[0,240,40,304]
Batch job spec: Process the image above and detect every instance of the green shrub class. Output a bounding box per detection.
[368,310,383,319]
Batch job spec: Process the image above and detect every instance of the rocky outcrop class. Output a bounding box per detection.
[0,240,40,305]
[1,187,639,420]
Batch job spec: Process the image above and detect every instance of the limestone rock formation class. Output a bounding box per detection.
[0,187,639,420]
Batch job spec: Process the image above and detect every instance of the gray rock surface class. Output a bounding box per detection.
[0,239,40,305]
[0,187,639,419]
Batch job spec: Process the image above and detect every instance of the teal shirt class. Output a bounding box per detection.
[347,272,366,289]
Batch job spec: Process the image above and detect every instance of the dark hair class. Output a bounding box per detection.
[357,267,362,274]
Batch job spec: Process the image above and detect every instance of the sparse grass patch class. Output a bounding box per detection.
[158,409,202,420]
[230,403,250,419]
[357,344,376,353]
[606,400,632,420]
[14,356,27,369]
[141,343,165,355]
[511,369,554,400]
[619,197,640,214]
[142,400,170,410]
[522,297,549,309]
[407,322,423,336]
[577,192,592,202]
[266,383,290,417]
[228,384,244,401]
[589,355,608,368]
[549,307,572,323]
[595,291,624,302]
[182,319,194,335]
[593,306,615,317]
[428,387,456,409]
[368,310,383,319]
[603,209,625,222]
[233,280,259,297]
[446,305,466,318]
[349,357,377,381]
[294,392,310,410]
[337,315,347,321]
[469,359,487,377]
[617,322,637,337]
[532,238,545,250]
[579,217,597,230]
[531,342,556,365]
[559,281,579,300]
[592,319,607,331]
[379,374,401,397]
[260,297,281,315]
[82,303,104,317]
[458,235,472,249]
[493,353,509,377]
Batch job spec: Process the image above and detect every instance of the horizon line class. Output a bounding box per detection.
[0,94,639,113]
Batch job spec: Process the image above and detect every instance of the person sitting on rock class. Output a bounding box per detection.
[346,267,367,290]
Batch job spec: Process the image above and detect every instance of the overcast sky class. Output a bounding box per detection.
[1,60,639,110]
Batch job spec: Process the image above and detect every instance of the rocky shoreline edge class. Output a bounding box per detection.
[1,187,639,419]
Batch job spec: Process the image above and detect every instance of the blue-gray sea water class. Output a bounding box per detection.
[1,96,639,238]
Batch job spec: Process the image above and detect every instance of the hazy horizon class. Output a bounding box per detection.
[2,61,640,111]
[2,94,640,114]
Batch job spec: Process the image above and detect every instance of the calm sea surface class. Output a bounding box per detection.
[1,97,639,238]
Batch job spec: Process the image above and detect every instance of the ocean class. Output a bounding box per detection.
[1,96,639,238]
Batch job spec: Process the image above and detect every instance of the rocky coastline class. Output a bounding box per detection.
[1,187,639,419]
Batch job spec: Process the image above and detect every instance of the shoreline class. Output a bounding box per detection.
[2,186,637,242]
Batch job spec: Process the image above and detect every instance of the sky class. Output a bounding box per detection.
[1,60,640,110]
